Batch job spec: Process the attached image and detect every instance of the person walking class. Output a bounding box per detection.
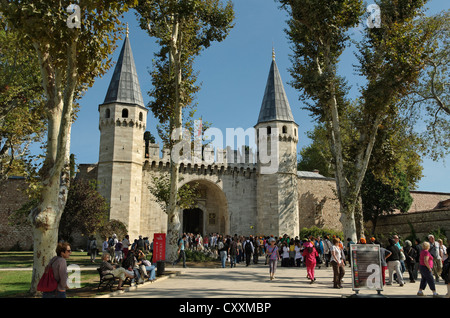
[441,255,450,298]
[438,239,447,262]
[386,237,405,286]
[302,240,319,284]
[114,240,123,264]
[229,237,238,268]
[417,241,439,297]
[393,235,406,277]
[108,234,118,264]
[294,240,302,267]
[330,238,345,288]
[404,240,417,283]
[42,242,72,298]
[172,234,187,268]
[266,237,280,280]
[102,237,109,255]
[218,237,228,268]
[413,238,422,281]
[346,237,355,267]
[323,236,333,267]
[281,241,290,267]
[377,241,390,286]
[122,235,130,259]
[253,237,260,264]
[87,235,97,263]
[317,237,324,265]
[237,238,243,264]
[243,237,254,267]
[428,235,443,282]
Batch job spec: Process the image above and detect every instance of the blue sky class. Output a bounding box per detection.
[70,0,449,193]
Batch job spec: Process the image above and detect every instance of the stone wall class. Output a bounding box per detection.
[373,208,450,241]
[2,170,447,250]
[0,178,33,251]
[297,175,342,232]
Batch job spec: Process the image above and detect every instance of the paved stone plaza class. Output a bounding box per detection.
[98,262,448,299]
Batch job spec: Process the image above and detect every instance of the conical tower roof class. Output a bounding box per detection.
[257,51,295,124]
[101,29,145,107]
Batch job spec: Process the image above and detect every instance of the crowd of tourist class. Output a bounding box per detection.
[174,232,450,297]
[82,231,449,297]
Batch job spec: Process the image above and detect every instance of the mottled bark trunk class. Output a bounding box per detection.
[166,19,183,262]
[29,35,77,295]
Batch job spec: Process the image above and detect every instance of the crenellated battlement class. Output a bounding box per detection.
[143,143,258,178]
[99,117,147,130]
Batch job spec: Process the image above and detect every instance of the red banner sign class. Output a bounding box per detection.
[153,233,166,262]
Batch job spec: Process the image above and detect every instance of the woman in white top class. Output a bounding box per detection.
[438,239,447,261]
[281,242,290,267]
[330,238,345,288]
[294,241,303,267]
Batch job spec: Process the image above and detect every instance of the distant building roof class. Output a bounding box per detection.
[297,171,327,179]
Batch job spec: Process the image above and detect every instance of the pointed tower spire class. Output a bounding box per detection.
[101,28,145,107]
[257,54,295,124]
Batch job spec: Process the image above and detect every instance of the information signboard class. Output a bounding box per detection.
[350,244,383,293]
[153,233,166,262]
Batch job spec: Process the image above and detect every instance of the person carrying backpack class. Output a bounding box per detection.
[108,234,117,263]
[137,235,145,251]
[88,235,97,263]
[244,237,254,267]
[40,242,72,298]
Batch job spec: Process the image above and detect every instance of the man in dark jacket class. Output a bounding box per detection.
[386,238,405,286]
[243,237,254,267]
[441,257,450,297]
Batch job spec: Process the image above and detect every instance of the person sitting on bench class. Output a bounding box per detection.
[99,253,134,290]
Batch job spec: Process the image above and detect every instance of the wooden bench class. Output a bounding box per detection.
[96,268,131,291]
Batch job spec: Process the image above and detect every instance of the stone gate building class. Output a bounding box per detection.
[2,35,450,251]
[88,32,343,241]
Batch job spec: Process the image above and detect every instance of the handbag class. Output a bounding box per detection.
[37,262,58,292]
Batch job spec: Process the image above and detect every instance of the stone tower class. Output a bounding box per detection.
[97,29,148,239]
[255,50,299,237]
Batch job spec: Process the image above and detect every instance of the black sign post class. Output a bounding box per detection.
[350,244,384,296]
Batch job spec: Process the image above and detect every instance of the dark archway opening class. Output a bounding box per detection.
[183,208,203,235]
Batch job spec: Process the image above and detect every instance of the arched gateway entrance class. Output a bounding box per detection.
[183,208,203,234]
[180,179,229,236]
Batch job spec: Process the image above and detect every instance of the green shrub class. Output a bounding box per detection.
[185,249,216,262]
[299,226,344,240]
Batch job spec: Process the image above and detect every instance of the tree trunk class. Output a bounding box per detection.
[166,19,183,262]
[28,35,77,295]
[29,175,67,294]
[327,77,358,242]
[354,196,365,239]
[339,204,358,243]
